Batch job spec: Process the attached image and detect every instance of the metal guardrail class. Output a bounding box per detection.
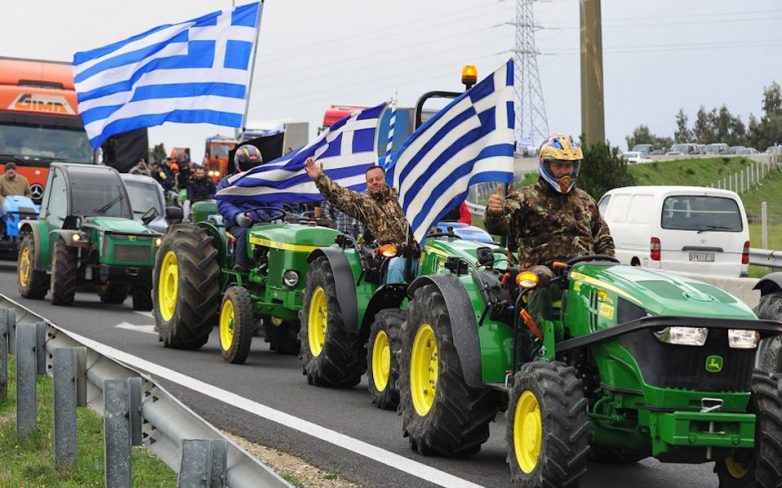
[749,248,782,269]
[0,295,291,488]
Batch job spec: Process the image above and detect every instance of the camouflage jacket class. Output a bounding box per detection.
[315,174,408,245]
[484,180,614,269]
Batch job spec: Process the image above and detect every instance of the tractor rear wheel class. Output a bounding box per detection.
[265,317,300,355]
[153,224,220,350]
[18,235,47,299]
[132,285,153,311]
[367,309,405,410]
[715,370,782,488]
[219,286,255,364]
[399,283,499,457]
[98,284,128,304]
[506,361,590,487]
[51,240,78,306]
[755,291,782,373]
[298,256,364,388]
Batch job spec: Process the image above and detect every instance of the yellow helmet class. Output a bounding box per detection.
[538,134,583,194]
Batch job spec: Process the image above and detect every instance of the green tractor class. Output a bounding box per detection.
[395,254,782,486]
[299,230,506,410]
[153,200,341,362]
[17,163,161,309]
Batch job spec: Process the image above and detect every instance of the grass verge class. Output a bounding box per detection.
[0,356,176,487]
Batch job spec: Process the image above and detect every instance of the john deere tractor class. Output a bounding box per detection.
[394,254,782,486]
[153,200,341,363]
[17,163,161,309]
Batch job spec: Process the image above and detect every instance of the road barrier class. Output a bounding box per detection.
[0,297,292,488]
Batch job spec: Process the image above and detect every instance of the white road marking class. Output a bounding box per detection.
[64,329,485,488]
[115,321,157,335]
[134,311,154,319]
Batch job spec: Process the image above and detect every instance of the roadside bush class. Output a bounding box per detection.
[579,141,636,200]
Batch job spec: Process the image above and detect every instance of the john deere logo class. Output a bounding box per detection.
[706,355,723,373]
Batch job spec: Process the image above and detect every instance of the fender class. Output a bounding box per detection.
[308,247,358,333]
[360,284,407,341]
[19,219,49,271]
[408,274,483,389]
[755,272,782,296]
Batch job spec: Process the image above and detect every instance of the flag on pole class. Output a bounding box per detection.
[215,103,387,204]
[386,60,516,243]
[73,2,262,150]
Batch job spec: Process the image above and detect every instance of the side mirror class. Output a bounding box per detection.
[142,207,159,225]
[63,214,82,230]
[165,206,184,223]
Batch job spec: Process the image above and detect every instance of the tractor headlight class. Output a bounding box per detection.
[377,243,398,258]
[154,237,162,247]
[654,327,708,346]
[283,270,299,287]
[515,271,540,289]
[728,329,759,349]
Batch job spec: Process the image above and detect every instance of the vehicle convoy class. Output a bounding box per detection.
[152,200,341,362]
[17,163,161,309]
[0,195,39,257]
[0,57,94,203]
[390,252,782,486]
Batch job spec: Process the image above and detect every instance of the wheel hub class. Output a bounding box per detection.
[158,251,178,321]
[372,329,391,391]
[514,390,542,474]
[19,246,31,287]
[219,298,235,351]
[308,287,327,357]
[410,323,438,416]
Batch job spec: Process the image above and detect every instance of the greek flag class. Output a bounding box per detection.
[73,2,262,150]
[387,60,515,243]
[215,103,387,204]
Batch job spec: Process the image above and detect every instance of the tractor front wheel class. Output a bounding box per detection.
[367,309,405,410]
[51,240,78,306]
[219,286,255,364]
[506,361,590,487]
[153,224,220,350]
[755,291,782,373]
[18,235,47,299]
[715,370,782,487]
[298,256,364,388]
[399,283,498,457]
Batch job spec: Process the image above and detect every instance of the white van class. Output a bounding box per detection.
[597,186,750,277]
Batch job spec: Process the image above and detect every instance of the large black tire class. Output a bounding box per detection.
[506,361,591,487]
[132,285,153,311]
[399,283,499,457]
[219,286,255,364]
[17,234,48,299]
[298,256,365,388]
[153,224,220,350]
[755,291,782,373]
[366,308,405,410]
[265,318,300,355]
[98,284,128,304]
[715,370,782,487]
[50,240,78,306]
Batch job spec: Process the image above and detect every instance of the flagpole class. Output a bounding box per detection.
[240,0,264,135]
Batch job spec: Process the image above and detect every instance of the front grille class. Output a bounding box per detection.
[113,245,151,263]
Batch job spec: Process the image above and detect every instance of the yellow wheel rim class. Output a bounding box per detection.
[158,251,179,321]
[371,329,391,392]
[219,298,235,352]
[724,455,749,479]
[514,390,542,474]
[18,246,32,288]
[410,323,438,416]
[308,287,327,357]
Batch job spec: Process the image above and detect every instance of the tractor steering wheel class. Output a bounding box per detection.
[245,206,287,223]
[566,254,620,266]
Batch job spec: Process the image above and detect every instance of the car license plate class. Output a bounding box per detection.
[689,252,715,262]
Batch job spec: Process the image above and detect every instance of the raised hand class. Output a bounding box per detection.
[487,184,506,216]
[304,158,324,180]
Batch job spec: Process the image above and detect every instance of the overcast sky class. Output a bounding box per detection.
[6,0,780,161]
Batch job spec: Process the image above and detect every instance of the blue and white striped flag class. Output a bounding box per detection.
[215,103,387,204]
[387,60,515,243]
[73,2,262,150]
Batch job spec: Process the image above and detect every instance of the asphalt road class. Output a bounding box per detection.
[0,262,722,487]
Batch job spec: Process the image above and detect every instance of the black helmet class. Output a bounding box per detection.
[234,145,262,172]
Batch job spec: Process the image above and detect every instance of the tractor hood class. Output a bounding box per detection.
[83,216,158,235]
[248,223,341,252]
[570,263,756,320]
[423,238,507,267]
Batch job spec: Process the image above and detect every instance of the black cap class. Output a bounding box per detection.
[4,162,16,171]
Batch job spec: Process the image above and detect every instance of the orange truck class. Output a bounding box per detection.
[203,135,239,183]
[0,57,93,202]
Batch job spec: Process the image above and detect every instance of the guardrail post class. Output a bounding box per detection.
[75,346,87,407]
[128,377,143,446]
[104,379,131,488]
[178,439,227,488]
[53,348,78,470]
[1,311,6,402]
[2,307,16,355]
[35,321,46,375]
[762,202,768,250]
[16,323,37,439]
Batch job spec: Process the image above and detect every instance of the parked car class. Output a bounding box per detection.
[631,143,654,155]
[621,151,652,163]
[705,143,729,155]
[597,186,750,277]
[120,173,170,234]
[667,143,700,156]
